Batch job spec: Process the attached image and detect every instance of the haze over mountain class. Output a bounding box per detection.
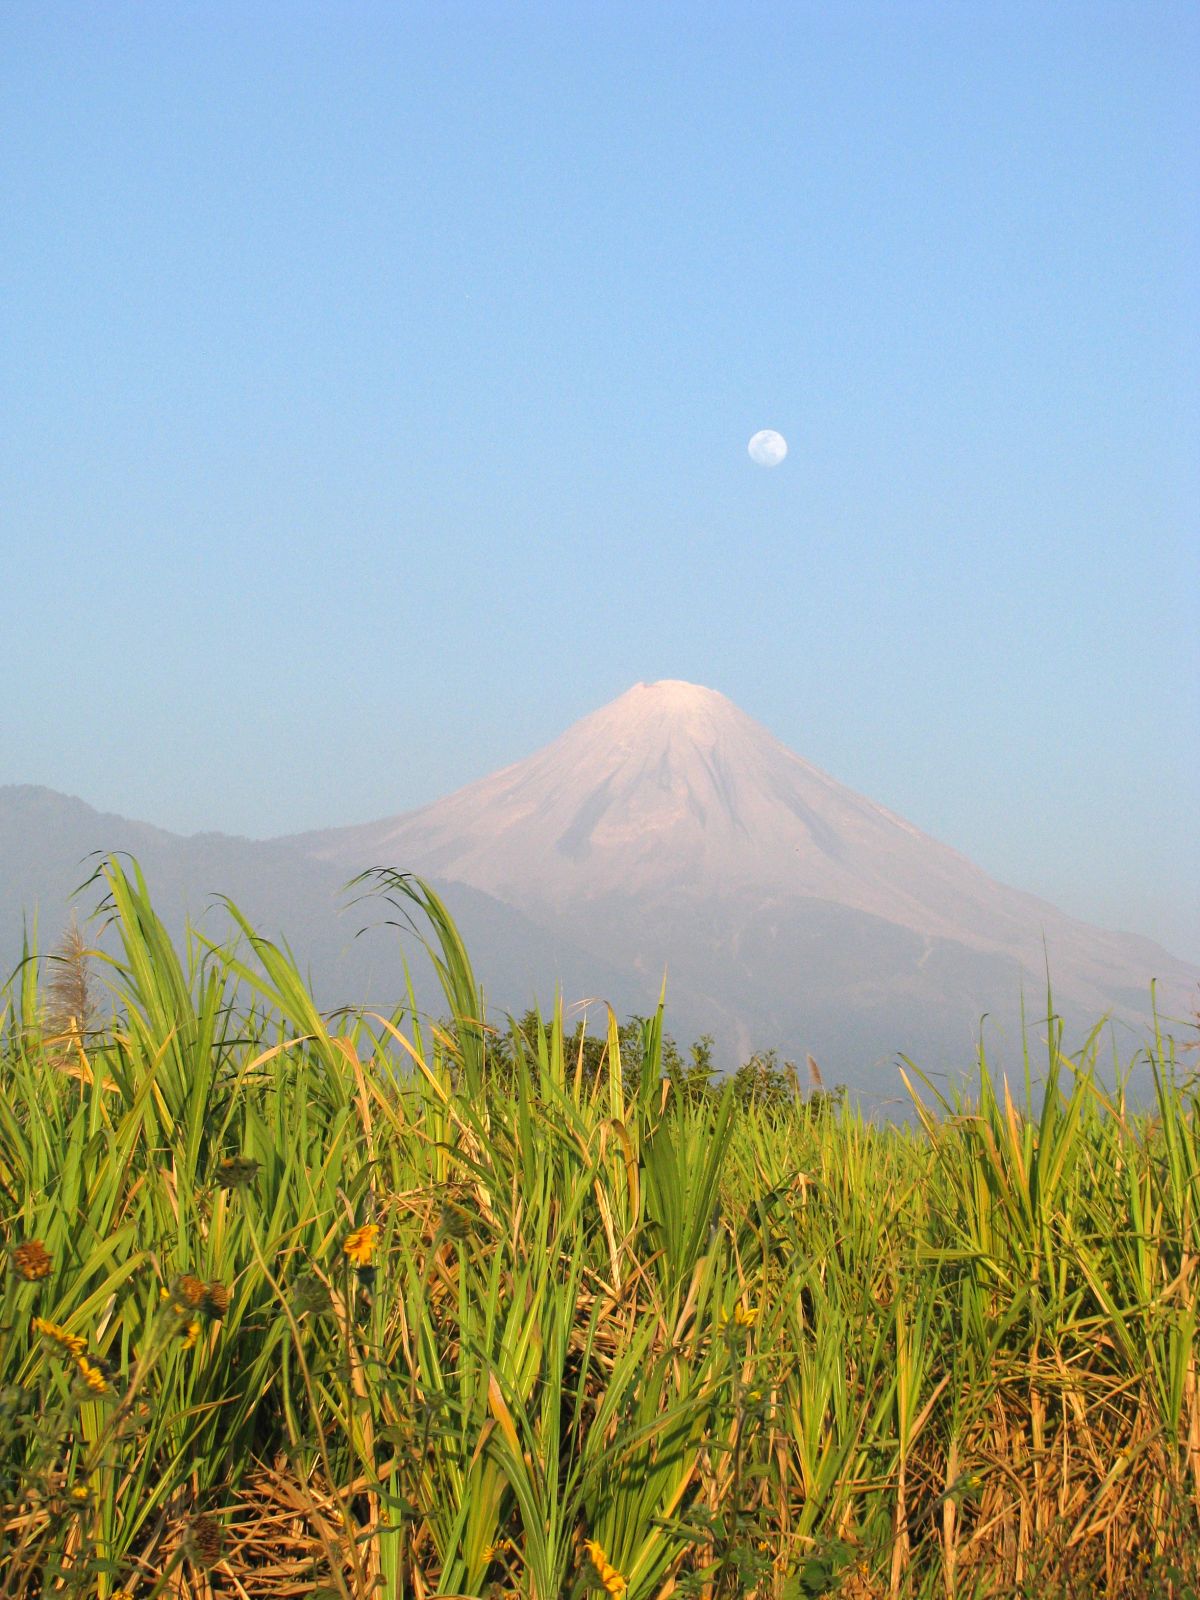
[3,681,1195,1097]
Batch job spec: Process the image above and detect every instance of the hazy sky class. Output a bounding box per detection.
[3,2,1198,960]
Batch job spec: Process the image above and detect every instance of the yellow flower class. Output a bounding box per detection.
[180,1319,202,1350]
[343,1224,380,1268]
[32,1317,87,1358]
[12,1239,52,1281]
[584,1537,627,1595]
[74,1355,110,1395]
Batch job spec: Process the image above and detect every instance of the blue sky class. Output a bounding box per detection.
[2,2,1198,959]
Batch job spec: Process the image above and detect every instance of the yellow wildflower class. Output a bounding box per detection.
[32,1317,87,1358]
[180,1319,202,1350]
[12,1240,52,1281]
[343,1224,380,1268]
[74,1355,110,1395]
[584,1537,627,1596]
[718,1300,758,1332]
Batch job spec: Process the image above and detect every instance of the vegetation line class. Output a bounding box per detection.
[1,858,1197,1598]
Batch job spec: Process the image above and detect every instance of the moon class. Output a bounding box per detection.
[748,429,787,467]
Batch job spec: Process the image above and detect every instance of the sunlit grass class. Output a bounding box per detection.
[0,858,1196,1598]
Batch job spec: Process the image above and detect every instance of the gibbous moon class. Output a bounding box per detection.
[748,428,787,467]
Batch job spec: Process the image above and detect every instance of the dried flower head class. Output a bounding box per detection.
[439,1196,474,1239]
[202,1281,230,1319]
[584,1537,627,1596]
[12,1240,52,1281]
[185,1513,225,1569]
[32,1317,86,1359]
[343,1224,380,1269]
[215,1156,259,1191]
[162,1275,207,1318]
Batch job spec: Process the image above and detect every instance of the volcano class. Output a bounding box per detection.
[294,681,1197,1086]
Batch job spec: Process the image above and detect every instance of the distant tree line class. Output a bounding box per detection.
[483,1009,845,1114]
